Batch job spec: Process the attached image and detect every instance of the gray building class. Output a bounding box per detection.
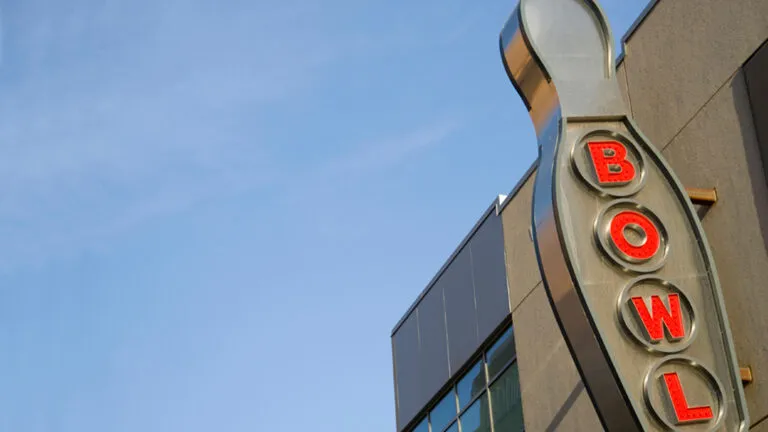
[390,0,768,431]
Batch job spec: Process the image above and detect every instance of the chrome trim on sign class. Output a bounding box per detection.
[643,355,726,432]
[593,200,669,272]
[616,276,698,354]
[570,128,648,197]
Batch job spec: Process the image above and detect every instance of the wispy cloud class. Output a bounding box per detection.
[0,1,344,270]
[315,120,459,179]
[0,0,465,272]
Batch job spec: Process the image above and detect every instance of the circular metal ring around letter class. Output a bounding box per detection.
[594,199,669,273]
[643,356,725,432]
[616,276,697,354]
[570,128,647,197]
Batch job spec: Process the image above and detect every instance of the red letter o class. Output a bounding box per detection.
[609,211,660,261]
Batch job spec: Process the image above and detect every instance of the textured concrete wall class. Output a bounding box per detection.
[500,173,540,312]
[616,62,631,114]
[512,284,603,431]
[753,417,768,432]
[621,0,768,148]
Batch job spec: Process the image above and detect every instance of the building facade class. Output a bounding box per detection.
[390,0,768,431]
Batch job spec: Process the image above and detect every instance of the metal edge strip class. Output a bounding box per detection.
[542,115,644,431]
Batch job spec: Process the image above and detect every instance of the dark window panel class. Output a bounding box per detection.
[470,214,511,340]
[430,390,458,432]
[412,418,429,432]
[491,362,525,432]
[442,248,479,373]
[460,393,492,432]
[393,312,422,431]
[418,283,451,402]
[456,360,485,410]
[444,421,459,432]
[486,326,517,380]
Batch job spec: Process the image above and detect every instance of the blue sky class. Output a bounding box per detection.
[0,1,649,431]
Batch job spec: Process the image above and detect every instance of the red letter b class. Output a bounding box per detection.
[587,140,636,185]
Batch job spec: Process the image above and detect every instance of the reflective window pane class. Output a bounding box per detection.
[491,363,524,432]
[459,393,491,432]
[444,421,458,432]
[486,327,516,379]
[429,391,457,432]
[457,360,486,409]
[413,418,429,432]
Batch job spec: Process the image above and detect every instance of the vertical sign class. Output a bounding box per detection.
[499,0,750,430]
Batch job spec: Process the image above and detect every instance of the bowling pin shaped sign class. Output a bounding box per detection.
[499,1,750,430]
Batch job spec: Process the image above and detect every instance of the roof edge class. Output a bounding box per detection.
[616,0,660,66]
[391,161,538,337]
[390,194,507,336]
[499,160,538,211]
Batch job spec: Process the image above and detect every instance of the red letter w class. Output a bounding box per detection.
[630,294,685,342]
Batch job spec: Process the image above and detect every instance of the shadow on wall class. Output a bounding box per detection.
[737,40,768,260]
[544,381,585,432]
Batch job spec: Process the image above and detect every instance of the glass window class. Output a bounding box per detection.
[457,360,485,409]
[413,417,429,432]
[490,362,524,432]
[486,327,516,379]
[411,326,521,432]
[459,393,491,432]
[430,391,457,432]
